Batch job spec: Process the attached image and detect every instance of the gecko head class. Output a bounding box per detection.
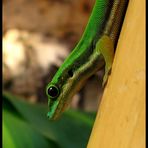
[45,44,99,120]
[46,81,76,120]
[46,68,79,120]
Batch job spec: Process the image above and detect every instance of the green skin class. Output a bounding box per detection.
[46,0,129,120]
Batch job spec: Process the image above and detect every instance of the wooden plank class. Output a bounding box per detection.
[87,0,145,147]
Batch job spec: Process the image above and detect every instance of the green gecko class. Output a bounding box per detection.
[46,0,129,120]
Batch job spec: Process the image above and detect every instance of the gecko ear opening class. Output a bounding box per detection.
[68,69,73,77]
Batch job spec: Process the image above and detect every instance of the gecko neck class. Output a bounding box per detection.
[50,0,128,84]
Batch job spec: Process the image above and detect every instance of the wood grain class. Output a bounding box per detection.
[87,0,145,147]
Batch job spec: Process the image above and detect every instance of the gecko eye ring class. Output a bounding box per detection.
[47,85,60,99]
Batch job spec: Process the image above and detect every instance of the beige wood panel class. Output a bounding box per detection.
[87,0,145,147]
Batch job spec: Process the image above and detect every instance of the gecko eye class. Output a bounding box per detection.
[47,85,59,99]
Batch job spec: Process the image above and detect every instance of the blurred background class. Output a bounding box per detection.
[3,0,105,148]
[3,0,104,111]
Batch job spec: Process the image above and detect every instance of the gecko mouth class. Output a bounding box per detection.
[47,104,65,120]
[47,92,67,120]
[47,99,60,120]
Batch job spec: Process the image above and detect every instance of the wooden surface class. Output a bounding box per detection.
[87,0,145,147]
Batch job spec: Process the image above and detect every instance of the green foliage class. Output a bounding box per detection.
[3,92,96,148]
